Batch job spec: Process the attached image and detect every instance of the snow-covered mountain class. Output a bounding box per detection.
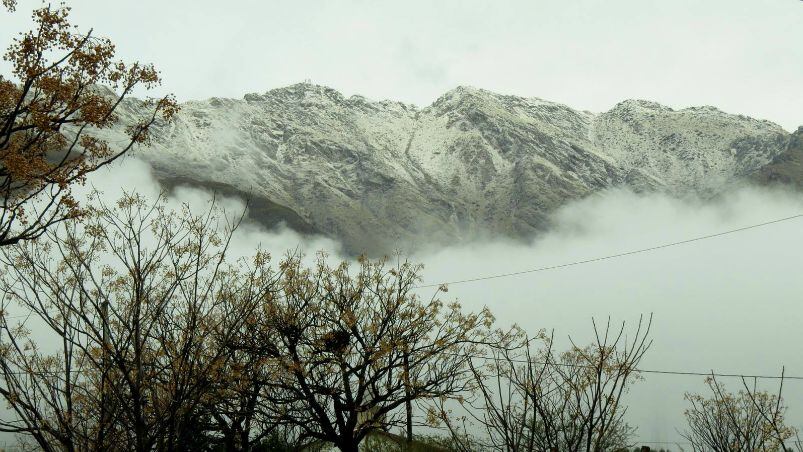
[105,83,795,254]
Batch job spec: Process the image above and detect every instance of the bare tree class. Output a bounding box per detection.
[681,374,798,451]
[436,316,652,452]
[0,192,268,451]
[1,1,177,247]
[229,254,510,452]
[738,369,803,452]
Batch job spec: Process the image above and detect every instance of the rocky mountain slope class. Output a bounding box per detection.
[101,83,796,254]
[751,126,803,189]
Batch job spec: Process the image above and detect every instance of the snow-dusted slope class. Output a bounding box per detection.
[594,100,789,193]
[104,83,792,254]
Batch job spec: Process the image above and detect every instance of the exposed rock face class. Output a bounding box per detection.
[99,83,795,254]
[751,126,803,189]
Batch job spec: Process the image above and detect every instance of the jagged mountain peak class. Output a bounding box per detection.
[244,82,346,105]
[431,85,568,111]
[611,99,673,112]
[241,83,419,118]
[436,84,483,97]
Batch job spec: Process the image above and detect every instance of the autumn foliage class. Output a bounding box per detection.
[0,1,177,246]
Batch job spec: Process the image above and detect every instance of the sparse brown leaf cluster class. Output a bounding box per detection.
[0,2,177,247]
[682,375,801,452]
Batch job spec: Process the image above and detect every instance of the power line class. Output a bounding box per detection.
[1,314,28,320]
[414,213,803,289]
[461,352,803,381]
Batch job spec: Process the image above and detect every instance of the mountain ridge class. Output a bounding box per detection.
[95,82,799,254]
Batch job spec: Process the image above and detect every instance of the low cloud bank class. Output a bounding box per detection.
[74,157,345,263]
[54,159,803,443]
[412,187,803,444]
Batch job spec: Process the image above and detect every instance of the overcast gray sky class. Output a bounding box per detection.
[2,1,803,444]
[2,0,801,130]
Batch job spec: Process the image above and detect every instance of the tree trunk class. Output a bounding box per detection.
[403,352,413,444]
[337,441,360,452]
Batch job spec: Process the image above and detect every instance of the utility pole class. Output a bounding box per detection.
[403,351,413,445]
[98,300,110,446]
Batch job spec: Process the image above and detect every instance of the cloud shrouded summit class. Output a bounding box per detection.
[91,83,798,254]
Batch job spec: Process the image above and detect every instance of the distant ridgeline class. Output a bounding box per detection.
[93,83,803,255]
